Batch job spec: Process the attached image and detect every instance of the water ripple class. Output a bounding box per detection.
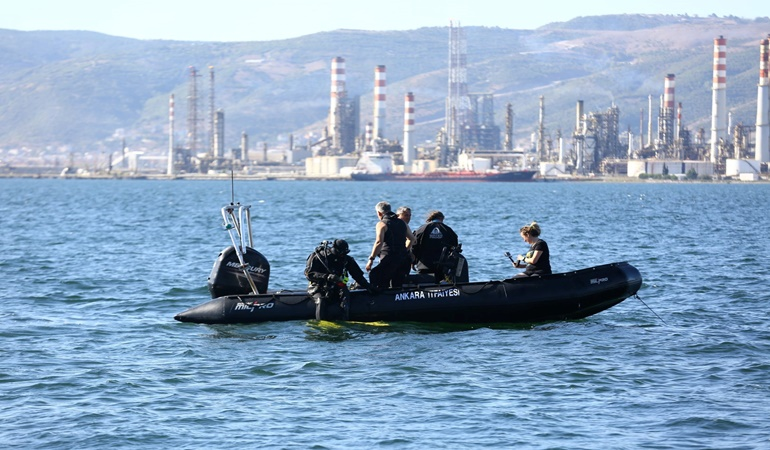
[1,179,769,449]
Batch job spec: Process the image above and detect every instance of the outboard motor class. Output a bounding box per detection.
[207,246,270,298]
[437,244,469,283]
[207,203,270,298]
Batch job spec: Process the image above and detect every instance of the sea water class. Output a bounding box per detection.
[1,178,769,449]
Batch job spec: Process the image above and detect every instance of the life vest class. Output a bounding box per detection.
[380,212,407,258]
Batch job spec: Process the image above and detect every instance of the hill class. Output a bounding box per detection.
[1,14,769,159]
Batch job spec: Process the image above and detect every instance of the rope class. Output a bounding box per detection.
[236,290,310,308]
[458,281,497,295]
[634,294,667,325]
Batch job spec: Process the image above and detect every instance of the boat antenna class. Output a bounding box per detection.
[230,168,235,205]
[634,294,667,325]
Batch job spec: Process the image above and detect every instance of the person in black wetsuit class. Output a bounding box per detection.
[411,210,460,283]
[513,222,552,277]
[365,201,415,290]
[305,239,373,320]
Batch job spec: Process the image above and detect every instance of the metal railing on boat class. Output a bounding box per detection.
[221,204,259,294]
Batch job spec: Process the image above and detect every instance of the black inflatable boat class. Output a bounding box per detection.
[174,203,642,325]
[175,261,642,324]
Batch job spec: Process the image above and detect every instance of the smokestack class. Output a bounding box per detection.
[538,96,545,161]
[241,131,249,164]
[756,38,770,163]
[373,65,386,140]
[658,95,663,144]
[711,36,727,164]
[676,102,682,144]
[167,94,174,176]
[209,66,215,157]
[122,138,127,169]
[664,74,675,111]
[575,100,584,171]
[575,100,583,132]
[504,103,514,151]
[365,122,373,148]
[647,95,653,148]
[662,74,676,147]
[403,92,415,169]
[214,110,224,159]
[329,57,346,148]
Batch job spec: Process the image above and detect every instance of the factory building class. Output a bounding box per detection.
[462,94,501,150]
[158,27,769,181]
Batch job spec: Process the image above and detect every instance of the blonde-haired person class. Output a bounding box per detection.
[513,222,551,277]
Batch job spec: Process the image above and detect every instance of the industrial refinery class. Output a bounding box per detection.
[156,26,769,181]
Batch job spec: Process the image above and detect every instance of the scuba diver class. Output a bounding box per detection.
[305,239,375,320]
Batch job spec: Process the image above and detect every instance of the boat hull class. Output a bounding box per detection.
[174,262,642,325]
[350,170,537,182]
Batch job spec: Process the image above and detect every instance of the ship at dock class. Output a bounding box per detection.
[350,170,536,182]
[349,151,536,182]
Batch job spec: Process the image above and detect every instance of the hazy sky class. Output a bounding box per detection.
[1,0,764,42]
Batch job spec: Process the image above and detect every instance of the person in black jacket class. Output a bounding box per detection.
[305,239,373,320]
[412,210,460,283]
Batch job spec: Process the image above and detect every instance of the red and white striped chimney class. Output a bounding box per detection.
[756,37,770,163]
[662,74,676,147]
[329,57,346,147]
[364,122,373,147]
[373,65,386,140]
[711,36,727,164]
[167,94,175,176]
[403,92,415,168]
[664,74,675,112]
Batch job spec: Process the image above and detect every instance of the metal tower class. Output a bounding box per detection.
[446,21,470,149]
[186,66,201,155]
[658,74,676,151]
[209,66,216,158]
[504,103,514,151]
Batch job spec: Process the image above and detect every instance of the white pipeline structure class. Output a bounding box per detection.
[756,38,770,163]
[710,36,727,164]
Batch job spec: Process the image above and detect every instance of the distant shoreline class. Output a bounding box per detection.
[1,172,766,183]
